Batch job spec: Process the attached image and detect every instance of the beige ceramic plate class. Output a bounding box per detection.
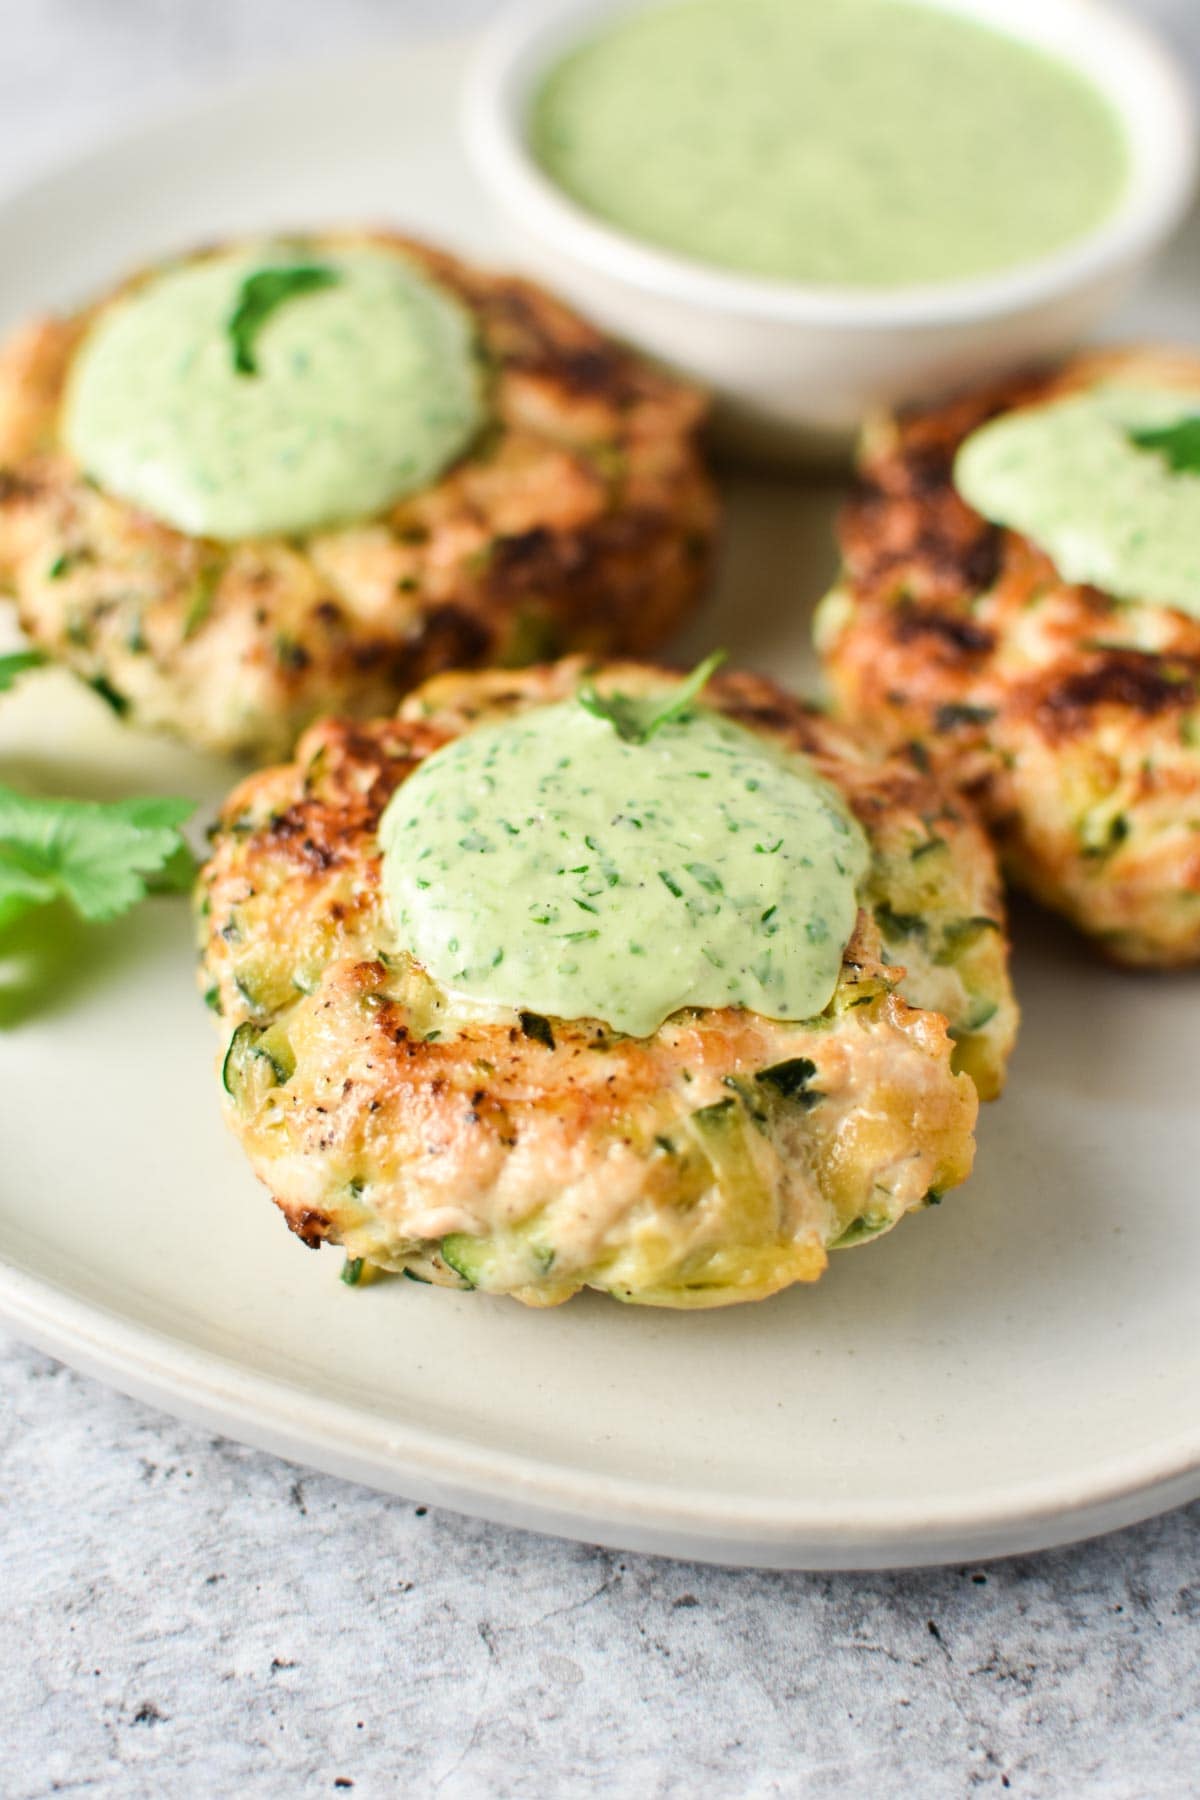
[1,37,1199,1569]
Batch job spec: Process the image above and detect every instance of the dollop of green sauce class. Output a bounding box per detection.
[530,0,1127,289]
[379,691,870,1039]
[63,244,485,540]
[955,386,1200,618]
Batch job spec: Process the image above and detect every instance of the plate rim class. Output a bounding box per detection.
[3,1253,1199,1569]
[1,32,1198,1571]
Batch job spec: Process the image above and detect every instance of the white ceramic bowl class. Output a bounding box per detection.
[464,0,1199,459]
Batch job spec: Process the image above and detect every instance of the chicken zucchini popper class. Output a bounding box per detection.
[0,233,715,759]
[817,348,1200,965]
[198,657,1017,1309]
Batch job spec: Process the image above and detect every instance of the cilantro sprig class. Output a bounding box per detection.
[0,639,199,1014]
[227,262,341,376]
[1128,415,1200,476]
[0,649,46,693]
[577,650,726,744]
[0,787,196,934]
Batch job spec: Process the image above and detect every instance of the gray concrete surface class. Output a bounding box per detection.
[4,1347,1199,1798]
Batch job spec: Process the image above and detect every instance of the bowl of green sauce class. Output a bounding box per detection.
[464,0,1197,459]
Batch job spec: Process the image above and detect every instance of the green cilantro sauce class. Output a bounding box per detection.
[955,386,1200,617]
[63,245,485,540]
[379,694,870,1039]
[529,0,1127,289]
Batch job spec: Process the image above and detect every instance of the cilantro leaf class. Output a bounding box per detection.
[0,786,196,933]
[0,649,46,693]
[227,263,341,376]
[577,650,727,744]
[1128,415,1200,476]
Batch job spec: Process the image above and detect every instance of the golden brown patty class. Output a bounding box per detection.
[0,232,716,759]
[198,659,1017,1309]
[817,347,1200,965]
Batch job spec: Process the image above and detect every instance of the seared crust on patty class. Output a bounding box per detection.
[817,347,1200,965]
[0,232,716,759]
[198,659,1017,1309]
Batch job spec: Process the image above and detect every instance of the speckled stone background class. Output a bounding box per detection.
[2,4,1199,1795]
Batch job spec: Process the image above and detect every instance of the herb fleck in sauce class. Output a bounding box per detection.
[63,245,485,541]
[379,695,869,1038]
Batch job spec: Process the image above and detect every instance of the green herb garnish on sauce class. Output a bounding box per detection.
[1127,415,1200,477]
[227,262,341,376]
[577,650,726,744]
